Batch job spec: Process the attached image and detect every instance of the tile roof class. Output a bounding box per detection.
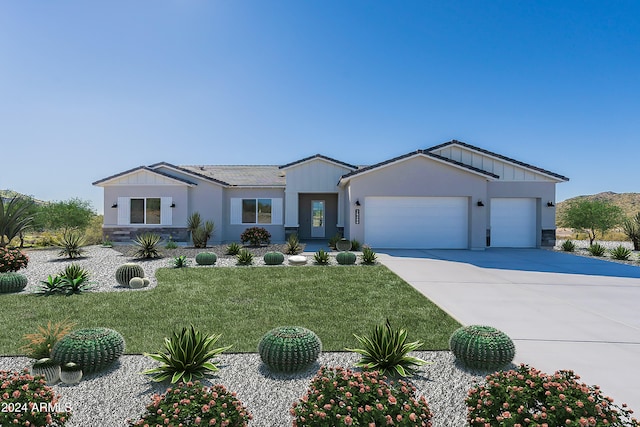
[279,153,358,170]
[427,140,569,181]
[92,165,197,186]
[178,165,285,187]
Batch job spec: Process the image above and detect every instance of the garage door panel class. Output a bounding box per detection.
[364,197,468,249]
[490,198,537,247]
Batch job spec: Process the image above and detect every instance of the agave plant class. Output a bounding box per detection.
[133,232,161,259]
[314,249,330,265]
[36,275,66,296]
[345,319,430,377]
[57,230,85,259]
[142,325,232,383]
[0,195,35,248]
[285,233,302,255]
[172,255,189,268]
[58,263,92,294]
[226,242,241,255]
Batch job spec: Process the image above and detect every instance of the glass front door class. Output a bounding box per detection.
[311,200,325,238]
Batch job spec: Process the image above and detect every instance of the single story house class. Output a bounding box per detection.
[93,140,568,249]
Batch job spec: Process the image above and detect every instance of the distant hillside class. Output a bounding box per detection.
[0,189,47,205]
[557,192,640,221]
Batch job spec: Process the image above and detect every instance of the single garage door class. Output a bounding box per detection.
[490,198,537,247]
[364,197,468,249]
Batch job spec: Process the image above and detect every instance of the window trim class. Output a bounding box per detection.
[231,198,282,225]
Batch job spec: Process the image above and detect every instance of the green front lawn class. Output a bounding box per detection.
[0,265,460,354]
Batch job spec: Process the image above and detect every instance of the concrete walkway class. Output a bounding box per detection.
[377,248,640,412]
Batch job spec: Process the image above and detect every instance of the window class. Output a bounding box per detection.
[130,198,161,225]
[231,198,282,225]
[241,198,272,224]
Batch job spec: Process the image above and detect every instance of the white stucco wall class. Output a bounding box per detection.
[223,187,286,243]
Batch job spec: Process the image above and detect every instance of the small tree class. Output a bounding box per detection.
[38,198,96,232]
[622,213,640,251]
[0,196,35,247]
[559,199,623,245]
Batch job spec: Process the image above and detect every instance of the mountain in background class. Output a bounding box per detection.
[0,189,47,205]
[557,191,640,220]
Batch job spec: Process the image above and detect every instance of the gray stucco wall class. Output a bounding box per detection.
[343,156,490,250]
[223,188,286,243]
[102,185,189,227]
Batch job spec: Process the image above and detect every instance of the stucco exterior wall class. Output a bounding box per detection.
[344,156,490,250]
[102,185,189,227]
[223,187,286,243]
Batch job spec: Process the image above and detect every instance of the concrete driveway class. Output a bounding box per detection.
[377,248,640,412]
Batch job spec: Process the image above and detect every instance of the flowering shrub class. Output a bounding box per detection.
[0,369,71,426]
[129,381,252,426]
[0,247,29,273]
[240,227,271,246]
[467,364,640,426]
[291,366,432,426]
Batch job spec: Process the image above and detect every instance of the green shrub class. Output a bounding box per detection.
[236,249,254,266]
[57,230,85,259]
[285,233,302,254]
[587,243,606,256]
[258,326,322,373]
[164,236,178,249]
[133,232,161,259]
[0,272,27,293]
[361,246,377,264]
[449,325,515,370]
[350,239,361,251]
[622,213,640,251]
[561,239,576,252]
[0,247,29,272]
[51,327,125,374]
[346,319,429,378]
[263,251,285,265]
[187,212,215,248]
[313,249,330,265]
[115,263,145,286]
[36,230,63,247]
[21,320,76,360]
[291,366,432,426]
[610,245,632,260]
[467,364,640,427]
[226,242,241,255]
[195,252,217,265]
[336,251,356,265]
[130,381,252,427]
[328,233,341,250]
[142,325,231,383]
[0,369,71,426]
[240,226,271,246]
[172,255,189,268]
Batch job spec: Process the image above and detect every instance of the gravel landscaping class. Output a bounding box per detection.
[3,245,489,426]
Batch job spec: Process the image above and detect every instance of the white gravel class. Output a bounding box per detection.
[3,246,490,426]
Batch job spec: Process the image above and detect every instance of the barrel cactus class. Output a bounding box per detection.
[51,327,125,374]
[0,272,27,293]
[263,251,285,265]
[115,263,145,286]
[59,362,83,384]
[336,251,356,265]
[129,277,145,289]
[258,326,322,373]
[31,358,60,385]
[449,325,515,370]
[195,252,217,265]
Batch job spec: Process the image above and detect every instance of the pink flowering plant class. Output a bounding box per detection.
[467,364,640,426]
[0,369,71,426]
[0,247,29,273]
[290,366,432,426]
[129,380,252,426]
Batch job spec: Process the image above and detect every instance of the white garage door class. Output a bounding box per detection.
[490,198,537,247]
[364,197,468,249]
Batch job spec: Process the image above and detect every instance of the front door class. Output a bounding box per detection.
[311,200,325,238]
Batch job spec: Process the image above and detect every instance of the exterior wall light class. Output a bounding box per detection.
[547,201,555,207]
[170,202,176,208]
[355,200,361,206]
[477,200,484,207]
[111,203,118,208]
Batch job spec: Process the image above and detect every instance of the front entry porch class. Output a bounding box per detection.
[296,193,338,240]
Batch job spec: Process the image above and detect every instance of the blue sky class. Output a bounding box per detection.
[1,1,638,214]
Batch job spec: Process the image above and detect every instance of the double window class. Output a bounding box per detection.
[130,198,161,224]
[231,198,282,225]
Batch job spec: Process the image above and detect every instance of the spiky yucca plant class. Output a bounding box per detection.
[57,230,85,259]
[226,242,241,255]
[285,234,302,255]
[610,245,632,260]
[314,249,330,265]
[133,232,161,259]
[142,325,232,383]
[588,243,606,256]
[346,319,429,377]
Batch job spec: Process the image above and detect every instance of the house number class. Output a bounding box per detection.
[355,208,360,224]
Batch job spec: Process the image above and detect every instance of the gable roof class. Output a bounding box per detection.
[178,165,285,187]
[92,165,197,187]
[338,149,499,185]
[279,153,358,170]
[428,140,569,182]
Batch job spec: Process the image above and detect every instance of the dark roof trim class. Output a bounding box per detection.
[92,165,196,186]
[428,140,569,181]
[279,154,358,170]
[339,150,499,183]
[149,162,230,186]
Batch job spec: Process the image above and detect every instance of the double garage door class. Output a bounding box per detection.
[363,196,538,249]
[364,197,469,249]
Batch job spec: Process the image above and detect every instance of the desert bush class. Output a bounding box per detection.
[172,255,189,268]
[133,232,161,259]
[350,239,361,251]
[314,249,330,265]
[130,381,252,427]
[236,249,254,265]
[291,366,432,426]
[240,226,271,246]
[83,215,104,245]
[142,325,231,383]
[361,246,377,264]
[622,213,640,251]
[328,233,341,250]
[587,243,606,256]
[0,247,29,272]
[610,245,632,260]
[0,369,71,426]
[346,319,429,378]
[187,212,215,248]
[36,230,63,247]
[226,242,241,255]
[21,320,76,360]
[561,239,576,252]
[164,236,178,249]
[467,364,640,426]
[285,233,302,254]
[57,230,85,259]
